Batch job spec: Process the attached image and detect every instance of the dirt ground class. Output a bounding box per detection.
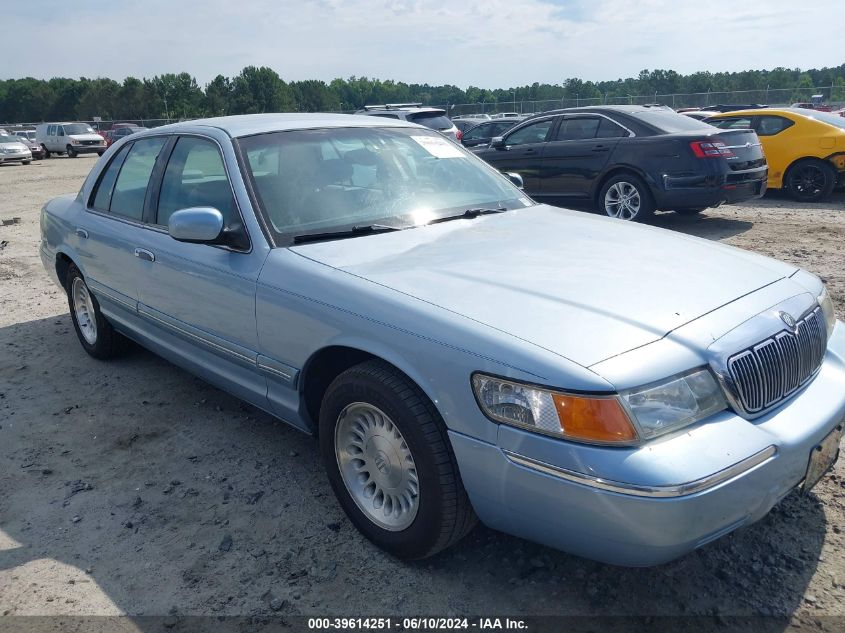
[1,157,844,628]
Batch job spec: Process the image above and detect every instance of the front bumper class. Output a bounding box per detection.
[451,321,845,566]
[69,144,105,154]
[0,151,31,162]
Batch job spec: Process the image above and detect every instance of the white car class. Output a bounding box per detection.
[35,122,106,158]
[0,133,32,165]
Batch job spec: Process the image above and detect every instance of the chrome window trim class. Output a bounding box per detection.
[503,445,777,498]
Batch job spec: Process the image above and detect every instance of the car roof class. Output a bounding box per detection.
[705,107,821,118]
[144,113,421,138]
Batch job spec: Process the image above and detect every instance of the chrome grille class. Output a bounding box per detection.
[728,308,826,413]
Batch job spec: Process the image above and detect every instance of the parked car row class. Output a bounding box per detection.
[40,112,844,567]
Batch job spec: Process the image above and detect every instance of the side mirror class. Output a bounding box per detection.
[490,136,506,149]
[168,207,224,244]
[504,172,524,189]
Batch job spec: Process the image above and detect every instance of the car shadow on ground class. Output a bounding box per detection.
[0,315,832,631]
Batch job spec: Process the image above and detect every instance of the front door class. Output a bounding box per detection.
[134,134,269,406]
[475,116,557,194]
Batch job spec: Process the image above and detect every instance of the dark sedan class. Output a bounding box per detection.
[472,106,768,221]
[460,117,523,148]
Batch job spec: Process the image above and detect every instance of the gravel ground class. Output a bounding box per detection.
[1,157,844,628]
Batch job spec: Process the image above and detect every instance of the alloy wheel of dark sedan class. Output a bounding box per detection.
[599,174,655,221]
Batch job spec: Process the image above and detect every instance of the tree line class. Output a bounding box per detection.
[2,64,844,124]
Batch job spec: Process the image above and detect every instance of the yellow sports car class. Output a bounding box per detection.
[706,108,845,202]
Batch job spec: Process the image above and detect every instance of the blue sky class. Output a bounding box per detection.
[2,0,841,88]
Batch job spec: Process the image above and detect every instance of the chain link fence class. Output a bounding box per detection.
[444,86,845,117]
[1,118,182,132]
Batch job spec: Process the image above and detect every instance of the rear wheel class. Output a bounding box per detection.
[599,173,655,221]
[66,264,126,359]
[319,360,476,559]
[66,145,77,158]
[785,159,836,202]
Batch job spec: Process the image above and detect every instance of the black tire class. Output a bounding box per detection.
[42,145,50,158]
[784,159,836,202]
[598,173,655,221]
[319,360,477,559]
[66,145,77,158]
[675,207,706,215]
[66,264,126,359]
[22,160,31,165]
[97,151,104,157]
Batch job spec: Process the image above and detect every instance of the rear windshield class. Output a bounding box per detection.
[802,110,845,130]
[407,113,452,130]
[630,110,715,133]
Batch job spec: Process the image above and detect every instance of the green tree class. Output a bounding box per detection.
[230,66,295,114]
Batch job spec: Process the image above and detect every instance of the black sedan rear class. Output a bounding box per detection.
[472,105,767,221]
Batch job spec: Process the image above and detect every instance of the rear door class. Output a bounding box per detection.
[474,116,557,193]
[538,115,626,200]
[76,136,169,316]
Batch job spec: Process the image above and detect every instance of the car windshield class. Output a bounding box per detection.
[239,127,532,244]
[406,113,453,130]
[630,110,715,133]
[17,131,35,140]
[65,123,96,135]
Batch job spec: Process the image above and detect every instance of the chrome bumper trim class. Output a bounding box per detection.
[503,445,777,498]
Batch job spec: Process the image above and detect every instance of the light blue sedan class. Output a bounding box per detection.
[40,114,844,566]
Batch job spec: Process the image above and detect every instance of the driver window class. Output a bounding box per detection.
[505,119,554,146]
[157,137,236,227]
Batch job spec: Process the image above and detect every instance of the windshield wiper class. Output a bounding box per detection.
[292,224,402,244]
[427,207,507,225]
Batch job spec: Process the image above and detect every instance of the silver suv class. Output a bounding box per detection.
[355,103,460,141]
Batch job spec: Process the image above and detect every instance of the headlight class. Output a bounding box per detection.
[472,374,638,444]
[71,138,82,144]
[620,369,727,440]
[818,286,836,340]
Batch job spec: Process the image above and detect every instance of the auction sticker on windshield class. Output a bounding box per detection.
[411,135,464,158]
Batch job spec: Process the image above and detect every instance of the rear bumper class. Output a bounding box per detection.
[450,321,845,566]
[656,170,767,209]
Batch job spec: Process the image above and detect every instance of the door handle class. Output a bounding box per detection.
[75,228,88,239]
[134,248,155,262]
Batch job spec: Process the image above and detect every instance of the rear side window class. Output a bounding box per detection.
[110,137,167,221]
[91,144,131,212]
[596,118,630,138]
[506,118,554,145]
[555,117,600,141]
[756,116,794,136]
[157,137,236,227]
[407,113,452,130]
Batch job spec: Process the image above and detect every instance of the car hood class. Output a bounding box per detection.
[290,205,797,367]
[0,141,28,149]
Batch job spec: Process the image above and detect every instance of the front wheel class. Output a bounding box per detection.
[785,159,836,202]
[66,265,126,359]
[42,145,50,158]
[97,151,104,157]
[598,173,655,221]
[319,360,476,559]
[22,160,31,165]
[66,145,77,158]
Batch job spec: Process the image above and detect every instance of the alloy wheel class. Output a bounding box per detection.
[604,181,642,220]
[72,277,98,345]
[335,402,419,531]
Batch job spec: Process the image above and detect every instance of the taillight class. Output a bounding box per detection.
[689,140,735,158]
[456,129,463,141]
